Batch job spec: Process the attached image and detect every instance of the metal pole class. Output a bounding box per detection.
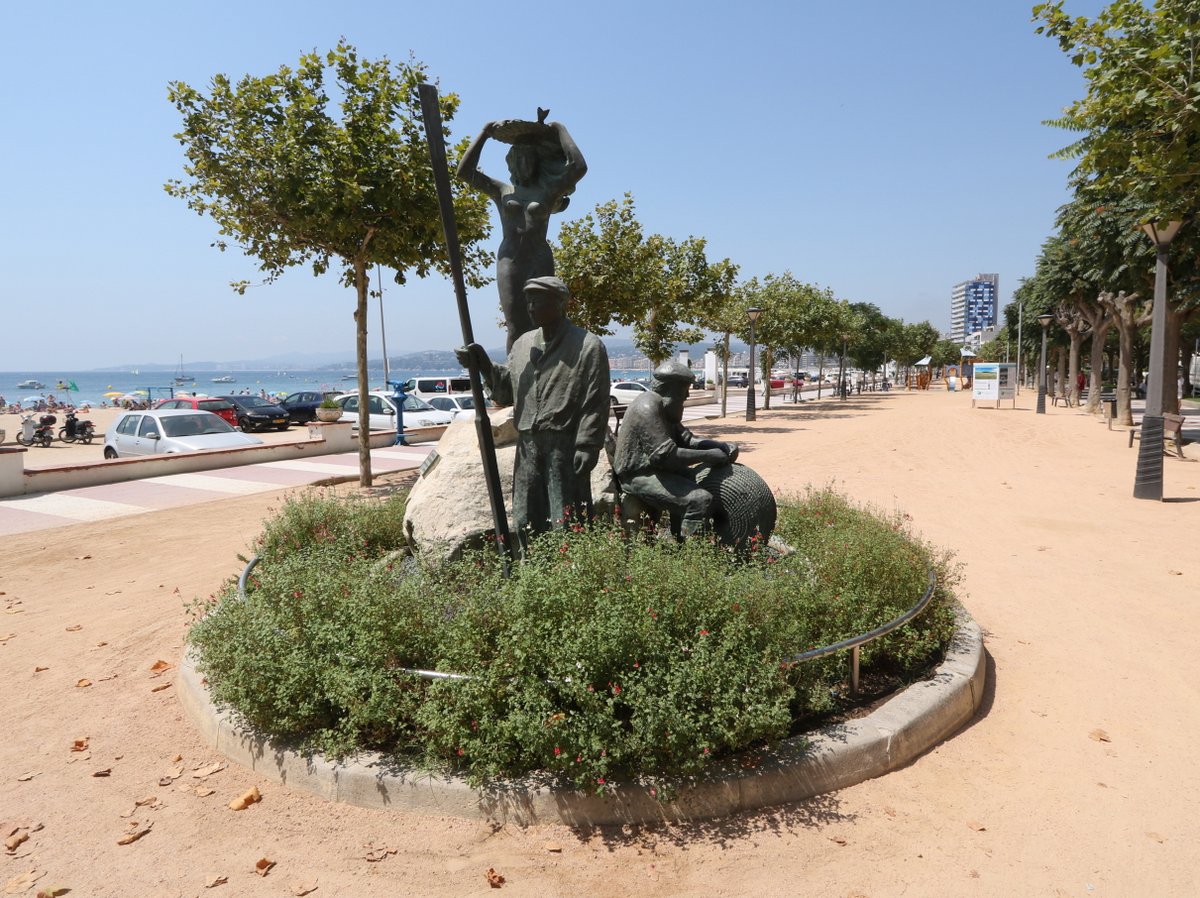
[746,321,757,421]
[1016,303,1023,394]
[1036,326,1049,414]
[1134,240,1171,500]
[417,83,513,569]
[377,264,389,388]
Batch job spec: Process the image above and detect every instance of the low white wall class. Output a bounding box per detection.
[3,423,408,498]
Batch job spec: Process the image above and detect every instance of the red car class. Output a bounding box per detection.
[155,396,239,428]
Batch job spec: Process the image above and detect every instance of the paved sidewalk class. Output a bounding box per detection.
[0,403,724,536]
[0,444,435,536]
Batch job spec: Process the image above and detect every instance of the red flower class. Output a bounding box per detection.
[596,777,606,785]
[554,746,562,756]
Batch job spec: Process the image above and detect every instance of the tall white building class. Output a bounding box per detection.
[950,273,999,345]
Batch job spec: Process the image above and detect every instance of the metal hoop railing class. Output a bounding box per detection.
[236,557,937,694]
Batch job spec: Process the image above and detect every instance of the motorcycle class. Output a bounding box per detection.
[16,412,56,448]
[58,409,95,444]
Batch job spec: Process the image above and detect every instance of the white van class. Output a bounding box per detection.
[403,374,472,399]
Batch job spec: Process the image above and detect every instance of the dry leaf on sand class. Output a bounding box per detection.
[967,820,987,832]
[292,883,318,896]
[4,831,29,853]
[254,858,275,877]
[362,844,396,862]
[1089,728,1112,743]
[74,679,91,689]
[150,683,171,693]
[228,786,261,810]
[64,625,81,632]
[148,660,173,676]
[91,768,112,778]
[204,875,228,888]
[15,773,39,783]
[485,867,506,888]
[116,821,152,845]
[4,869,44,894]
[0,634,14,643]
[34,887,68,898]
[70,739,89,753]
[192,762,226,779]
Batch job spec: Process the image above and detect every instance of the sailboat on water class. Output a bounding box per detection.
[174,355,194,385]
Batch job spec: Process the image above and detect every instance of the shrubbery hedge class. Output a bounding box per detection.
[189,487,960,792]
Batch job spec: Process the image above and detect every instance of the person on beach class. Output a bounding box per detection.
[456,276,609,548]
[456,112,587,351]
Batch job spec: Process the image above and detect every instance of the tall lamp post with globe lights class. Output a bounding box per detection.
[1035,313,1054,414]
[745,306,763,422]
[1134,219,1184,501]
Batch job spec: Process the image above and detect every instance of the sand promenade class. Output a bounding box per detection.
[1,388,1197,896]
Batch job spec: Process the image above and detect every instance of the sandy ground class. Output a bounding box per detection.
[2,388,1198,897]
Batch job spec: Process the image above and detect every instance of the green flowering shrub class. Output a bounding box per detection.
[188,487,960,792]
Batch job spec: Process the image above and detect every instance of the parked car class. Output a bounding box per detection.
[724,374,748,388]
[102,409,262,459]
[154,395,238,428]
[426,393,495,420]
[217,394,291,432]
[610,381,650,406]
[279,390,339,425]
[403,374,473,399]
[334,391,455,431]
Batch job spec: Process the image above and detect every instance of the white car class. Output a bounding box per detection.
[334,391,454,431]
[426,394,495,420]
[610,381,650,406]
[103,409,263,458]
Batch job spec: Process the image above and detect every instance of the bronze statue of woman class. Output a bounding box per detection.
[456,109,587,350]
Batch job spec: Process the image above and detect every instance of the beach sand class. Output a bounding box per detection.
[1,388,1198,896]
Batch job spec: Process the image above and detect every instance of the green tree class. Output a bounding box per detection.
[166,43,491,485]
[554,194,737,363]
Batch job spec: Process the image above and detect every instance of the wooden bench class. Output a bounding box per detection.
[610,404,628,436]
[1128,412,1187,458]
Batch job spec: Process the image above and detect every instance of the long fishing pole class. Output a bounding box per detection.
[417,82,513,572]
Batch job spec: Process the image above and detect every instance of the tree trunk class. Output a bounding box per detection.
[1080,301,1112,414]
[1055,347,1068,402]
[720,331,730,418]
[1099,292,1150,427]
[354,255,373,487]
[762,348,773,410]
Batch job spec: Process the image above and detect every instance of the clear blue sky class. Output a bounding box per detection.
[0,0,1104,370]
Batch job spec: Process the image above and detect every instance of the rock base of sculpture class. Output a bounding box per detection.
[403,407,619,561]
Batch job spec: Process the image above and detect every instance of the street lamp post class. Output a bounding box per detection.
[1035,313,1054,414]
[745,306,763,422]
[1134,219,1184,500]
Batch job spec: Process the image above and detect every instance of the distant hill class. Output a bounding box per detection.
[95,339,744,373]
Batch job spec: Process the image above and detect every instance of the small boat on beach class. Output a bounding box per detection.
[17,379,45,390]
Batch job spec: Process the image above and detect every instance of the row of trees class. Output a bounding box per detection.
[166,44,945,485]
[1008,1,1200,424]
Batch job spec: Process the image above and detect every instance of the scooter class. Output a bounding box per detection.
[58,409,95,444]
[16,412,56,448]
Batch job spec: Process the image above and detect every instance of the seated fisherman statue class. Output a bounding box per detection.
[613,360,739,540]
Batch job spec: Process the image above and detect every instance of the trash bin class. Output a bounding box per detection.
[1103,395,1117,430]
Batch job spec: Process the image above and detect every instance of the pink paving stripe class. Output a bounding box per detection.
[66,480,236,509]
[0,508,80,536]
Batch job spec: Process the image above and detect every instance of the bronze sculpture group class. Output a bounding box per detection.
[455,110,772,553]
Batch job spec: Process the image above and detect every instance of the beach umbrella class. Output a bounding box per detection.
[103,391,124,399]
[20,396,44,405]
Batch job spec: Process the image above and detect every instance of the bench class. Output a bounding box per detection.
[1128,412,1187,458]
[611,404,627,436]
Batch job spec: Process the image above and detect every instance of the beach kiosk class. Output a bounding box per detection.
[911,355,932,390]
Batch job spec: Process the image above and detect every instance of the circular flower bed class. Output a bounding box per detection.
[187,487,959,794]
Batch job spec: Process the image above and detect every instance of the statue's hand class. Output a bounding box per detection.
[725,442,739,464]
[573,447,599,476]
[455,343,490,374]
